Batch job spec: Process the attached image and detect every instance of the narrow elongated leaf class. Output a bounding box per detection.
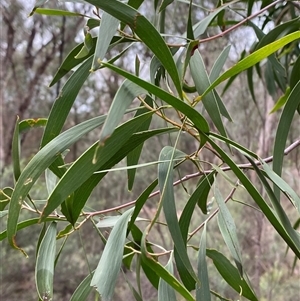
[12,117,21,181]
[92,12,119,70]
[158,253,177,301]
[100,61,209,133]
[207,249,258,301]
[247,157,300,252]
[40,112,153,221]
[41,56,92,147]
[174,172,215,290]
[84,0,182,96]
[35,222,57,301]
[261,160,300,214]
[203,133,300,258]
[202,31,300,97]
[127,97,153,190]
[159,146,199,284]
[141,231,195,301]
[215,186,243,276]
[193,1,238,38]
[70,272,94,301]
[66,127,173,224]
[35,8,84,16]
[0,217,61,241]
[273,81,300,199]
[91,208,134,301]
[128,180,158,231]
[0,187,13,211]
[190,51,227,138]
[196,223,211,301]
[209,45,231,82]
[99,80,146,143]
[7,115,106,250]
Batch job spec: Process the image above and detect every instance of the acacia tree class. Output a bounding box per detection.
[1,0,300,300]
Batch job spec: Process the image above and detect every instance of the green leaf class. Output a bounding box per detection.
[0,187,13,211]
[196,223,211,301]
[99,80,146,143]
[35,222,57,301]
[0,217,61,241]
[91,208,134,300]
[193,1,238,38]
[203,134,300,258]
[159,0,174,12]
[269,86,291,113]
[273,80,300,200]
[141,231,195,301]
[215,185,243,276]
[35,8,84,16]
[202,31,300,98]
[100,61,209,133]
[261,160,300,215]
[70,272,94,301]
[92,12,120,70]
[40,112,153,221]
[159,146,199,284]
[290,55,300,90]
[41,56,93,147]
[75,32,94,59]
[158,253,177,301]
[127,98,153,190]
[7,115,106,251]
[174,172,215,290]
[190,51,228,138]
[84,0,182,96]
[12,117,21,181]
[128,180,158,231]
[209,45,231,82]
[207,249,258,301]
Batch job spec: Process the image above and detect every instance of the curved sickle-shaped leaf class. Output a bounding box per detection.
[158,146,200,284]
[201,31,300,98]
[35,222,57,301]
[261,160,300,214]
[158,253,177,301]
[40,112,153,221]
[99,80,146,143]
[100,61,209,133]
[192,0,239,38]
[215,185,243,276]
[70,272,95,301]
[141,231,195,301]
[273,80,300,199]
[41,56,93,147]
[190,51,227,138]
[174,172,215,290]
[207,249,258,301]
[196,223,211,301]
[7,115,106,251]
[91,208,134,301]
[84,0,182,96]
[92,12,119,70]
[203,133,300,258]
[60,127,173,225]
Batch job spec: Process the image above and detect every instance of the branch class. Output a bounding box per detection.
[85,139,300,216]
[198,0,283,44]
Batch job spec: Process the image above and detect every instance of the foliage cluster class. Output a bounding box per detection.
[1,0,300,300]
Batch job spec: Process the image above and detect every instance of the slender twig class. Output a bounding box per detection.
[84,139,300,217]
[198,0,283,44]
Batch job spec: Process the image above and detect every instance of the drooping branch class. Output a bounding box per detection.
[84,139,300,217]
